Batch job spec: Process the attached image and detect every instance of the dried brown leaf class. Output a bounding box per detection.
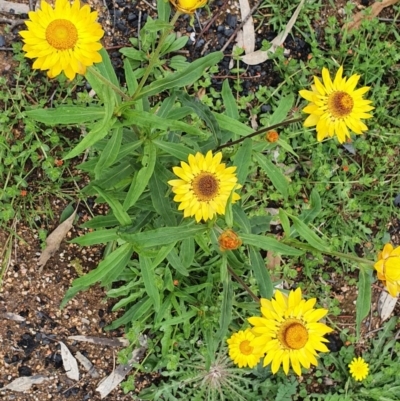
[37,208,77,271]
[3,375,50,392]
[344,0,400,32]
[238,0,255,54]
[60,341,80,381]
[377,290,398,322]
[68,335,129,347]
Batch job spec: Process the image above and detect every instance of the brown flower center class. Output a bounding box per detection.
[239,340,253,355]
[278,319,308,350]
[46,19,78,50]
[192,172,220,202]
[327,91,354,118]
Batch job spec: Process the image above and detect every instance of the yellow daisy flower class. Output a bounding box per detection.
[169,0,208,14]
[227,329,264,368]
[299,66,374,143]
[374,243,400,298]
[20,0,104,80]
[248,288,333,376]
[348,357,369,381]
[168,151,241,223]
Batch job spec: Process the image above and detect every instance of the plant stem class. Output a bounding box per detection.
[216,117,303,151]
[227,265,260,303]
[283,238,376,267]
[131,11,182,101]
[86,66,130,101]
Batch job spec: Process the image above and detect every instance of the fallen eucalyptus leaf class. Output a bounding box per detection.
[242,0,305,65]
[3,375,50,392]
[378,290,398,322]
[344,0,400,32]
[60,341,80,381]
[96,346,147,399]
[76,351,99,378]
[2,312,26,322]
[37,207,78,271]
[238,0,255,54]
[68,335,129,347]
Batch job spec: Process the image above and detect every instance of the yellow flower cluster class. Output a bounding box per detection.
[227,288,333,375]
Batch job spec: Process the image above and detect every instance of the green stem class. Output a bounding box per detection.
[283,238,376,267]
[131,11,182,102]
[216,117,303,151]
[86,66,130,101]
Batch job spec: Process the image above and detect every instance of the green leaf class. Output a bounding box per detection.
[157,0,171,22]
[232,204,251,234]
[149,163,176,226]
[287,213,329,251]
[177,92,220,139]
[119,224,207,248]
[60,243,133,308]
[213,113,253,137]
[123,58,139,96]
[356,269,372,339]
[253,152,288,199]
[233,138,252,184]
[249,246,273,298]
[279,208,291,237]
[180,238,194,269]
[218,276,233,341]
[222,79,239,119]
[166,247,189,276]
[160,310,197,328]
[25,107,105,125]
[136,52,224,99]
[94,127,123,178]
[106,297,153,330]
[153,139,195,160]
[70,228,119,246]
[64,86,116,160]
[123,141,157,210]
[93,186,131,226]
[122,110,205,136]
[269,94,294,126]
[140,256,161,312]
[95,47,121,90]
[240,233,304,256]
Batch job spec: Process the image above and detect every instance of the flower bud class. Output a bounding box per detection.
[218,229,242,251]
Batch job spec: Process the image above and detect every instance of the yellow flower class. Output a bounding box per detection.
[169,0,208,14]
[168,151,241,223]
[349,357,369,381]
[374,243,400,297]
[20,0,104,80]
[218,229,242,251]
[299,66,374,143]
[248,288,333,376]
[227,329,264,368]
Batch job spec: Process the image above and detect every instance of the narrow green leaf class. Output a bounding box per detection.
[177,92,220,138]
[119,224,207,248]
[60,243,133,308]
[93,186,131,226]
[122,110,204,136]
[153,139,194,160]
[25,107,105,125]
[140,256,161,312]
[279,209,291,237]
[160,310,197,328]
[218,276,233,341]
[156,94,177,118]
[300,188,322,224]
[123,58,139,96]
[287,213,329,251]
[253,152,288,199]
[137,52,224,99]
[233,138,252,184]
[123,141,157,210]
[70,228,118,246]
[105,297,153,330]
[249,246,273,298]
[232,204,251,234]
[64,87,116,160]
[269,94,294,126]
[149,163,176,226]
[157,0,171,23]
[94,127,123,178]
[166,247,189,276]
[356,269,372,339]
[222,80,239,119]
[213,113,253,137]
[180,238,194,269]
[91,160,136,189]
[95,48,121,89]
[241,233,304,256]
